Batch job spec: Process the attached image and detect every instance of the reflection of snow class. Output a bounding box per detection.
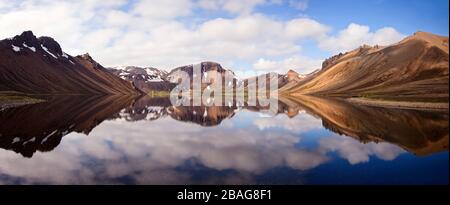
[12,137,20,144]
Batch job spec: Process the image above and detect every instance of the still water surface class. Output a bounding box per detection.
[0,95,448,184]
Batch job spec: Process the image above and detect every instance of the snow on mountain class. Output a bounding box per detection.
[108,66,175,93]
[111,66,168,83]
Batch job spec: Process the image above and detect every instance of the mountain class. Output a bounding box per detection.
[278,69,319,92]
[3,94,446,157]
[285,32,449,101]
[245,69,314,92]
[109,62,304,93]
[108,66,176,93]
[244,72,288,90]
[166,61,237,88]
[0,31,140,95]
[286,69,305,81]
[165,61,301,92]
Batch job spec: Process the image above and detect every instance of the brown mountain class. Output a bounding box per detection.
[285,32,449,101]
[0,31,140,95]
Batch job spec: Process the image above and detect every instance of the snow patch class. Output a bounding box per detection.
[12,45,21,52]
[114,65,129,70]
[41,44,58,59]
[22,43,36,52]
[69,60,75,65]
[145,68,156,75]
[147,77,163,82]
[62,52,69,58]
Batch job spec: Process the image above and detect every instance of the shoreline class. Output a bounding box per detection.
[0,101,45,110]
[0,95,46,110]
[347,97,449,110]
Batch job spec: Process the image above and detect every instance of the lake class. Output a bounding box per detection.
[0,95,448,184]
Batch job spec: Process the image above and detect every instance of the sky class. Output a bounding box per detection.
[0,0,448,75]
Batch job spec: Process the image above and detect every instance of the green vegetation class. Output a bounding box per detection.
[0,91,46,109]
[148,91,171,97]
[358,93,449,103]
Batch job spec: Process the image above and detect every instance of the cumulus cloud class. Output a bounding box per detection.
[132,0,194,19]
[285,18,330,39]
[318,23,406,53]
[253,55,322,74]
[0,0,405,74]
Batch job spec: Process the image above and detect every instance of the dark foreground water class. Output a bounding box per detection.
[0,95,448,184]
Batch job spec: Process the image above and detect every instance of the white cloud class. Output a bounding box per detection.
[0,1,405,75]
[132,0,194,19]
[93,14,327,70]
[253,55,322,74]
[0,0,17,10]
[318,23,406,53]
[285,18,330,39]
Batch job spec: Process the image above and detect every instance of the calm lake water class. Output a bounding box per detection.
[0,95,448,184]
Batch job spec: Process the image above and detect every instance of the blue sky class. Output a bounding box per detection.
[305,0,449,35]
[252,0,450,60]
[0,0,448,75]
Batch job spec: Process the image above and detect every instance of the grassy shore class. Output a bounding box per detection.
[347,97,449,110]
[0,91,46,110]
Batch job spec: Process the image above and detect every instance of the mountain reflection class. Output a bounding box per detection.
[0,95,448,158]
[282,95,449,156]
[0,94,448,184]
[0,95,135,157]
